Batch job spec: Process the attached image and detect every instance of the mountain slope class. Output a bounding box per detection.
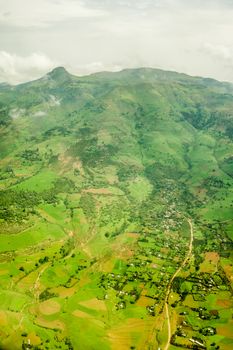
[0,68,232,350]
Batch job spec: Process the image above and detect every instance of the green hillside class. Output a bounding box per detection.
[0,67,232,350]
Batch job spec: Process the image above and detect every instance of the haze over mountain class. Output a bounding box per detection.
[0,67,233,350]
[1,0,233,84]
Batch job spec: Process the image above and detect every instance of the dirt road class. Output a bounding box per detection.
[163,218,194,350]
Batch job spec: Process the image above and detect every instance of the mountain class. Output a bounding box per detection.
[0,67,232,350]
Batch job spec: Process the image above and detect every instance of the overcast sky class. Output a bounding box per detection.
[0,0,233,84]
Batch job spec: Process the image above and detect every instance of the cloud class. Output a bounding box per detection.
[202,43,233,64]
[72,62,123,76]
[0,51,57,84]
[0,0,233,82]
[200,43,233,80]
[0,0,106,28]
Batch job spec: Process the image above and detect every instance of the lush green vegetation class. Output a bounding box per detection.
[0,67,232,349]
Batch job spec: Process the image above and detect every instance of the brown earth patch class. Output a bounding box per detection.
[151,263,158,269]
[39,300,60,315]
[51,286,76,298]
[35,317,65,330]
[117,247,134,260]
[200,252,219,273]
[136,296,154,307]
[0,311,8,326]
[219,344,233,350]
[72,310,92,319]
[112,234,136,260]
[205,252,220,262]
[108,318,154,350]
[18,270,39,291]
[126,233,139,239]
[27,332,41,346]
[217,299,232,308]
[58,154,72,167]
[79,298,106,311]
[83,188,112,195]
[217,321,233,338]
[222,264,233,285]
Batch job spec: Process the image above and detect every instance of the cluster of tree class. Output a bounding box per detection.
[70,137,118,167]
[42,126,71,139]
[21,335,74,349]
[18,148,42,163]
[53,177,76,194]
[0,189,41,222]
[39,288,58,301]
[79,193,96,219]
[0,101,10,126]
[117,164,142,182]
[203,176,227,189]
[0,166,14,180]
[0,176,76,224]
[181,104,215,130]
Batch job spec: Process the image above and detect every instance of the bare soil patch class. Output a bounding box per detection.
[72,310,92,319]
[51,286,76,298]
[222,264,233,285]
[200,252,219,273]
[79,298,106,311]
[35,317,65,330]
[217,322,233,338]
[27,332,41,346]
[217,299,232,308]
[39,300,60,315]
[126,232,139,239]
[83,188,112,195]
[205,252,219,262]
[108,318,154,350]
[0,311,8,326]
[136,295,154,307]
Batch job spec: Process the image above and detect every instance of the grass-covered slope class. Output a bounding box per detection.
[0,67,232,350]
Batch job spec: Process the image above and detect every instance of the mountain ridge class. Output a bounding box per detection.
[1,66,233,91]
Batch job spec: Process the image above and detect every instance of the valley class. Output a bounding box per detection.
[0,67,232,350]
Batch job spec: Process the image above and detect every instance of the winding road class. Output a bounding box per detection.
[163,218,194,350]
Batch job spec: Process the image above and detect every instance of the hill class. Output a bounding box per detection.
[0,67,233,350]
